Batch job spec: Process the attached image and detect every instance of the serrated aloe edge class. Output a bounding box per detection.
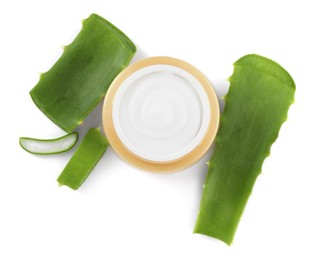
[194,54,295,245]
[19,132,78,155]
[30,13,136,133]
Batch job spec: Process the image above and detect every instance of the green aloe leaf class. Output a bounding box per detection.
[30,13,136,132]
[57,128,109,190]
[194,54,295,245]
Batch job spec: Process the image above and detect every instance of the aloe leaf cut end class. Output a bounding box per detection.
[19,132,78,155]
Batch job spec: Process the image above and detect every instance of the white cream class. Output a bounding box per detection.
[112,64,210,162]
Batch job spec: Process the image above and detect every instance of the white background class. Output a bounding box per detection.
[1,1,313,259]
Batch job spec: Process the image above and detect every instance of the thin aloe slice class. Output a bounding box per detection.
[30,13,136,132]
[19,132,78,155]
[194,54,295,245]
[57,128,109,190]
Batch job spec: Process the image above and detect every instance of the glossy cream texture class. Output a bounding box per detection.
[112,65,211,162]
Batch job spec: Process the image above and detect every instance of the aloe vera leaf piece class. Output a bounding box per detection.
[19,132,78,155]
[30,14,136,132]
[57,128,109,190]
[194,54,295,245]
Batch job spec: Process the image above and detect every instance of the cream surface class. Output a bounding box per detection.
[112,65,210,162]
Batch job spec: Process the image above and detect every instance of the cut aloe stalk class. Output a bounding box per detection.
[19,132,78,155]
[57,128,109,190]
[194,54,295,245]
[30,13,136,132]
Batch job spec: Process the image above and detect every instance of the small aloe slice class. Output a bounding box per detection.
[19,132,78,155]
[194,54,295,245]
[30,13,136,132]
[57,128,109,190]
